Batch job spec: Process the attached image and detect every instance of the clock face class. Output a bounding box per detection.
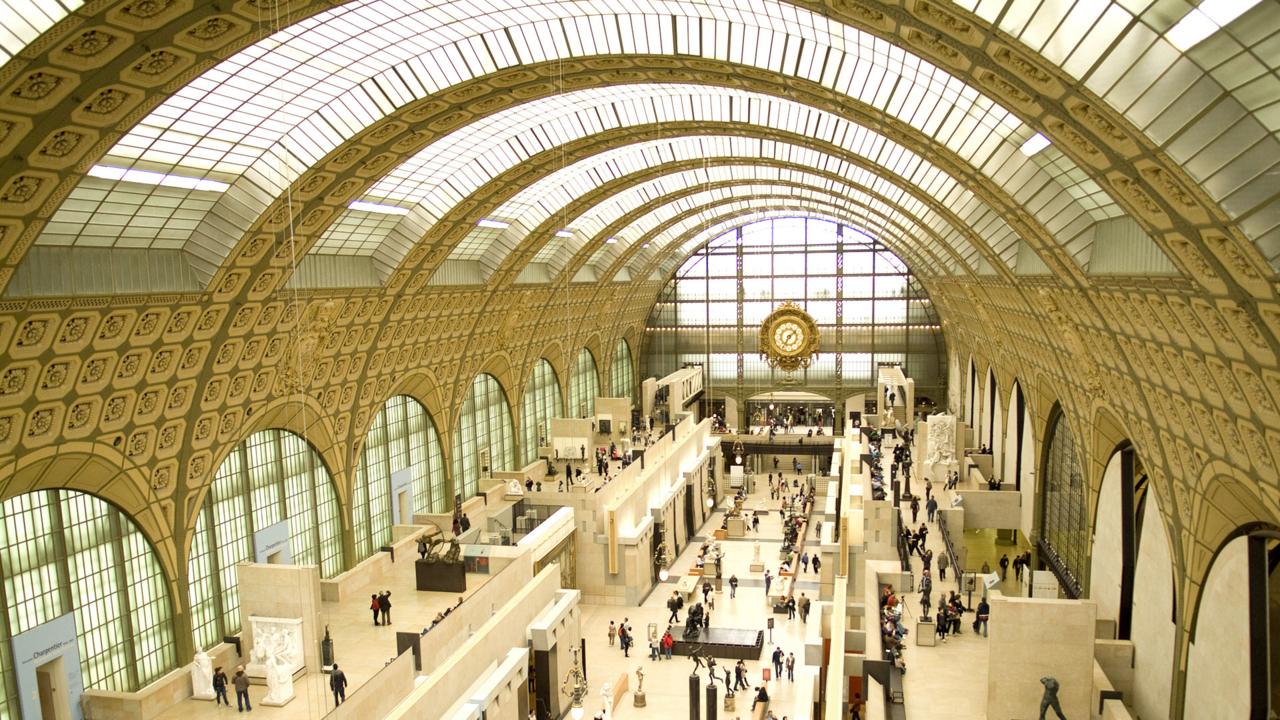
[773,321,806,355]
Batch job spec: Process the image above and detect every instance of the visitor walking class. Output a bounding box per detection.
[926,495,938,523]
[975,598,990,638]
[330,664,348,706]
[910,496,920,524]
[370,593,381,625]
[811,555,821,574]
[608,620,616,646]
[937,551,949,580]
[771,647,784,678]
[729,575,739,598]
[999,554,1010,580]
[800,552,810,573]
[785,652,795,681]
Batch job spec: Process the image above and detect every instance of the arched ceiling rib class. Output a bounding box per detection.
[440,133,992,275]
[488,159,974,279]
[568,191,940,283]
[532,180,957,282]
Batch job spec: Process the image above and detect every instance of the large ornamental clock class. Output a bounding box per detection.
[759,302,820,373]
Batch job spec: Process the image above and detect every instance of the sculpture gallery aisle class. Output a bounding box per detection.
[890,434,992,720]
[154,565,493,719]
[578,478,820,719]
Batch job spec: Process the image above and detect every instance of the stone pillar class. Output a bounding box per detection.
[705,683,717,720]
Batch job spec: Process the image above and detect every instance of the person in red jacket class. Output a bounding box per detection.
[661,630,674,659]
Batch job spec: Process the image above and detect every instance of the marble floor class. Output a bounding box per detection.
[577,470,821,720]
[154,560,495,719]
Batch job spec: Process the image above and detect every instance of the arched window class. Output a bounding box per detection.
[353,396,447,559]
[568,349,599,417]
[187,429,343,650]
[642,218,944,397]
[453,374,515,499]
[520,360,563,466]
[610,339,635,398]
[0,490,176,715]
[1041,407,1089,596]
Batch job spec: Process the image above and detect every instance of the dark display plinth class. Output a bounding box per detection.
[671,628,764,660]
[415,559,466,592]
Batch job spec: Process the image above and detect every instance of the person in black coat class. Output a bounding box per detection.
[378,591,392,625]
[330,664,348,706]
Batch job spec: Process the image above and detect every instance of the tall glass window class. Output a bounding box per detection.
[353,396,447,560]
[610,339,636,398]
[1041,407,1089,596]
[568,349,600,417]
[187,429,342,650]
[0,490,176,715]
[452,374,515,499]
[643,217,945,399]
[520,360,563,466]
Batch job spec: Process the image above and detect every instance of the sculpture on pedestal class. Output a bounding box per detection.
[263,656,295,705]
[191,651,215,700]
[683,603,705,639]
[633,666,646,708]
[752,541,762,564]
[245,616,305,701]
[926,414,956,465]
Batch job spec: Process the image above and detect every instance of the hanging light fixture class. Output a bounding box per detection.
[731,438,745,465]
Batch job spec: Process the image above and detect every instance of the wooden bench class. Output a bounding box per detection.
[751,699,771,719]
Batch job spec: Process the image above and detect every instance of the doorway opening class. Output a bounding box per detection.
[36,656,72,720]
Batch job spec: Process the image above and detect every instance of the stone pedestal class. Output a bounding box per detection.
[915,620,936,646]
[633,691,646,707]
[986,594,1095,720]
[724,694,735,711]
[415,559,467,592]
[749,562,765,572]
[688,674,700,720]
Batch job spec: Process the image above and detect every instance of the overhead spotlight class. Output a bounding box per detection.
[555,229,573,237]
[477,219,510,229]
[606,237,619,244]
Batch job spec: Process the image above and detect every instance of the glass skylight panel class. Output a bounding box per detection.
[37,0,1143,271]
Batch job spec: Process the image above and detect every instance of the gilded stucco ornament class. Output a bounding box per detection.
[758,302,820,374]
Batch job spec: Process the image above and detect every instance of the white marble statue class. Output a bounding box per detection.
[926,414,956,465]
[506,478,524,496]
[191,650,215,700]
[752,541,762,564]
[246,616,304,681]
[263,656,296,705]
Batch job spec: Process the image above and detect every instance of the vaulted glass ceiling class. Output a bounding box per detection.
[510,164,965,280]
[13,0,1280,286]
[29,0,1116,282]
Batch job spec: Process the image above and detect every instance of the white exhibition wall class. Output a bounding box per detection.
[1184,536,1251,720]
